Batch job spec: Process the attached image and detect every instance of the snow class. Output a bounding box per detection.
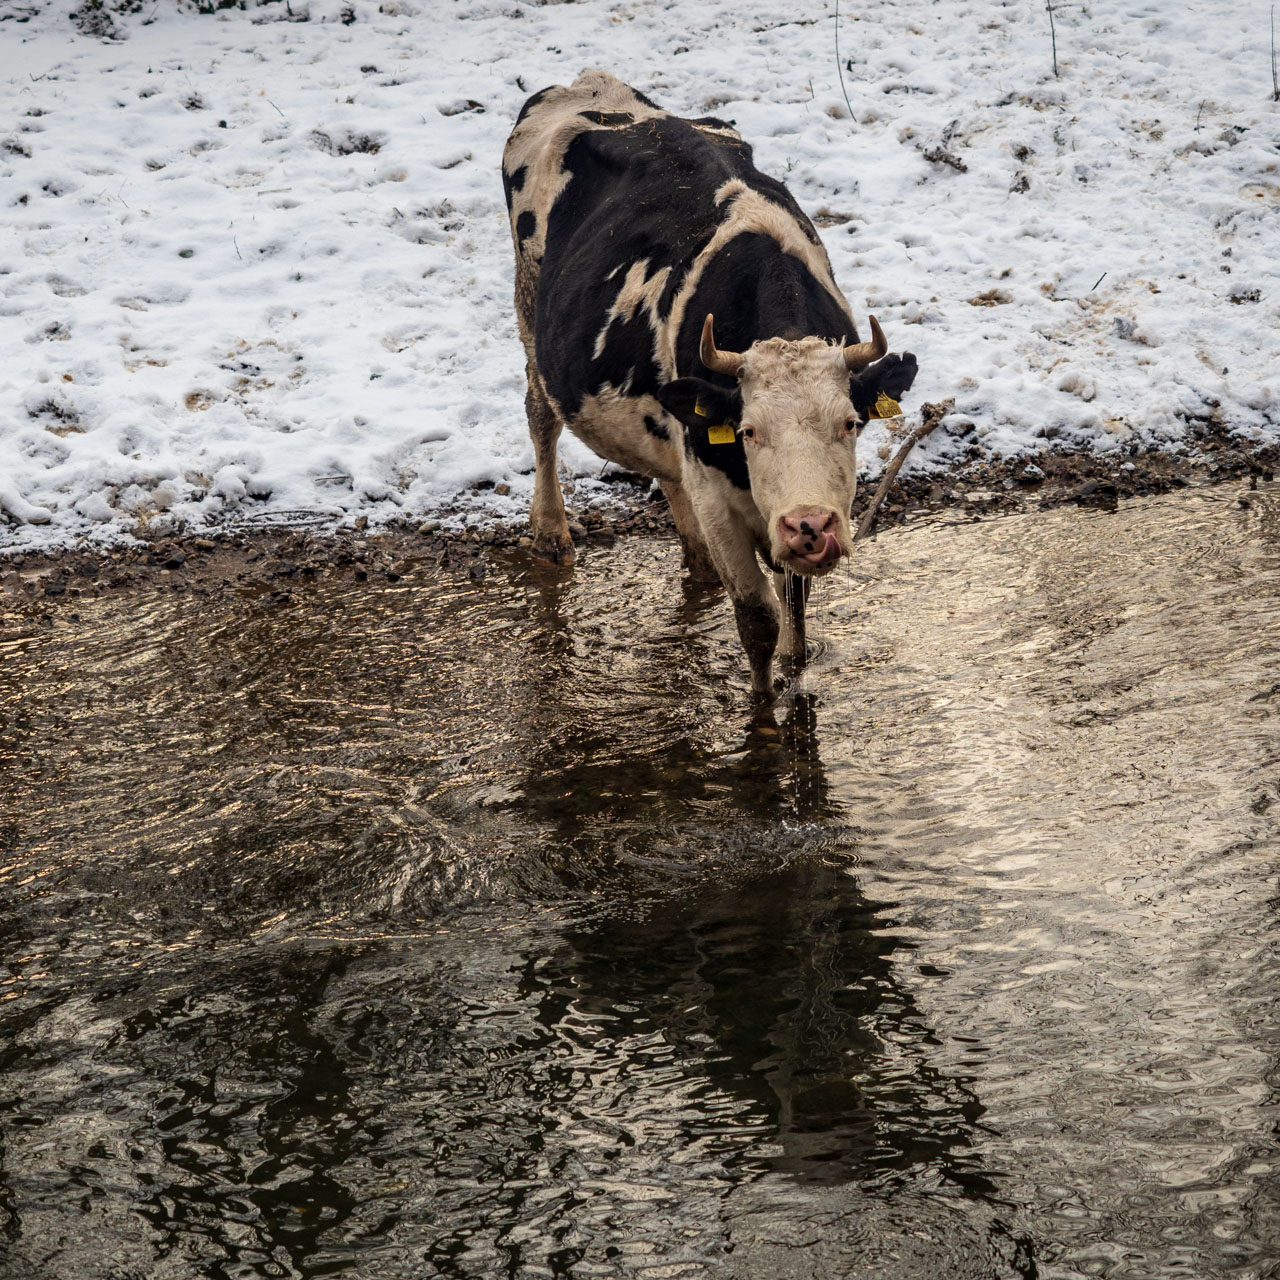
[2,0,1278,551]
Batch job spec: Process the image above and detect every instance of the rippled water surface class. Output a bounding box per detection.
[3,486,1280,1279]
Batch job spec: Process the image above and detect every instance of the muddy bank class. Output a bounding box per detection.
[3,428,1276,626]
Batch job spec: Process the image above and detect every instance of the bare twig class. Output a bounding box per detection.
[1272,6,1279,101]
[833,0,856,122]
[1047,1,1059,78]
[1091,271,1107,291]
[855,399,954,542]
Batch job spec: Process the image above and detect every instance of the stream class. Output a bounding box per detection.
[2,484,1279,1279]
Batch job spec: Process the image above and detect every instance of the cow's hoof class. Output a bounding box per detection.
[531,532,576,565]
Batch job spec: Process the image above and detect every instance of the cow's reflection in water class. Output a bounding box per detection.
[529,853,991,1194]
[505,683,991,1194]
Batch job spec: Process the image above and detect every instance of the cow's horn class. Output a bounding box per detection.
[843,315,888,371]
[700,313,745,378]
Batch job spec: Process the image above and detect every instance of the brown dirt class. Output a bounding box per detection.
[3,425,1276,628]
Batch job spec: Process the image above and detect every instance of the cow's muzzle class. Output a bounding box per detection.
[777,507,845,573]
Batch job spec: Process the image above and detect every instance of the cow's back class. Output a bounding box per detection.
[503,72,768,417]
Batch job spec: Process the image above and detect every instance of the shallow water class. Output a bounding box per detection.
[2,485,1279,1280]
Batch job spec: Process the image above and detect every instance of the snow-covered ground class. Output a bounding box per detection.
[2,0,1277,551]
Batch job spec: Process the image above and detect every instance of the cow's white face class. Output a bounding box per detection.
[736,338,860,577]
[657,314,914,585]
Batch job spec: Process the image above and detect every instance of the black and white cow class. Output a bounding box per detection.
[503,71,918,693]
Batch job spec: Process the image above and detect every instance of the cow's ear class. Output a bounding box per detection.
[849,352,919,419]
[656,378,742,428]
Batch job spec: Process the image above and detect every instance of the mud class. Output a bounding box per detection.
[4,429,1275,626]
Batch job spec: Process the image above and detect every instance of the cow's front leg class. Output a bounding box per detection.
[732,594,781,693]
[773,570,811,661]
[689,500,779,693]
[524,365,575,564]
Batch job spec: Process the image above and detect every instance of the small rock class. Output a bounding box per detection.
[567,521,589,541]
[353,515,368,531]
[1073,479,1118,510]
[193,538,216,551]
[494,483,511,497]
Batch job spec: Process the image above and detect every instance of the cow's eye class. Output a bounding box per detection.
[741,424,756,441]
[843,418,860,435]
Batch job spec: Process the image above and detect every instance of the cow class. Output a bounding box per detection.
[502,71,919,694]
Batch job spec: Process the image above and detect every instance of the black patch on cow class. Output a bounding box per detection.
[534,116,742,414]
[591,306,664,400]
[501,163,527,212]
[643,414,669,442]
[516,210,537,245]
[579,110,634,126]
[676,232,857,373]
[691,115,736,132]
[849,351,919,420]
[529,109,851,446]
[656,379,749,490]
[515,86,553,126]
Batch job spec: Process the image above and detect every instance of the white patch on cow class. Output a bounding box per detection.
[502,72,665,269]
[566,385,682,485]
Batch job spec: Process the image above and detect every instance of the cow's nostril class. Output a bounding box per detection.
[781,508,839,538]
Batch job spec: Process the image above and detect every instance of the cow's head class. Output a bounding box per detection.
[658,314,918,576]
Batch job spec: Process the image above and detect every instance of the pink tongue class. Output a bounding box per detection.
[804,531,839,564]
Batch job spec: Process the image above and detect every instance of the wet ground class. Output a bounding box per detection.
[2,484,1280,1279]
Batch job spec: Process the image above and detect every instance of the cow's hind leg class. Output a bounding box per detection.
[525,366,575,565]
[659,478,718,584]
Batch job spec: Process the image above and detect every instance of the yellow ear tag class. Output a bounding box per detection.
[870,392,903,420]
[693,397,710,418]
[707,424,736,445]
